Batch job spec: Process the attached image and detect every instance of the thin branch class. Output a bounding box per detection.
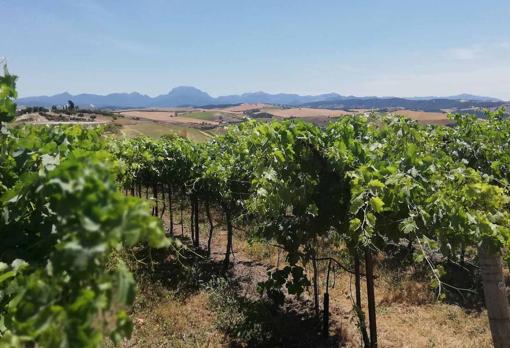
[415,237,477,300]
[315,256,372,278]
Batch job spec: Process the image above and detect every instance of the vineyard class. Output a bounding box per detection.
[1,67,510,347]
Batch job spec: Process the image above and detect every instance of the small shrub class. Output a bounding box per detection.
[206,277,272,345]
[104,123,121,134]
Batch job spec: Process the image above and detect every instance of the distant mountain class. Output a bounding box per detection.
[17,92,152,108]
[16,87,505,109]
[152,86,214,106]
[215,92,345,105]
[408,94,501,102]
[301,97,504,112]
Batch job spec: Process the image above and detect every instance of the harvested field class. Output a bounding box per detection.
[263,107,352,118]
[391,109,450,124]
[118,121,216,142]
[119,110,219,125]
[223,103,273,112]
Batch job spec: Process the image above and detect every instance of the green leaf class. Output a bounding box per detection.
[370,196,385,213]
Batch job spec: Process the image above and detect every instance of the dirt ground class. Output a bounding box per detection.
[117,206,493,348]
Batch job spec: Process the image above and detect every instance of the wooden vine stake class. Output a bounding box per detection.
[223,207,233,271]
[479,243,510,348]
[168,185,173,235]
[365,249,377,348]
[323,259,332,338]
[193,197,200,247]
[206,202,214,257]
[355,251,370,347]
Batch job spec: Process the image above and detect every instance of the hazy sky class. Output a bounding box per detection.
[1,0,510,99]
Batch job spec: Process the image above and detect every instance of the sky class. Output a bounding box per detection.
[1,0,510,99]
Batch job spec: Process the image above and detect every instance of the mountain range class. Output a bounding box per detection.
[16,86,504,109]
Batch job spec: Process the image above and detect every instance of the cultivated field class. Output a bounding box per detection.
[390,109,450,124]
[14,104,455,142]
[261,106,352,118]
[223,103,272,112]
[117,104,451,127]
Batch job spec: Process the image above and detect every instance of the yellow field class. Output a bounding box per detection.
[390,109,450,124]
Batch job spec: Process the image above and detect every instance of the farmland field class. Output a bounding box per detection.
[119,110,219,125]
[119,122,216,141]
[390,109,450,124]
[261,106,352,118]
[115,104,454,128]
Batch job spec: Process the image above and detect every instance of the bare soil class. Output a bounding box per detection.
[118,205,492,347]
[390,110,450,124]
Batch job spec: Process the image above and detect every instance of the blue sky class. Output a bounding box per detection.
[1,0,509,99]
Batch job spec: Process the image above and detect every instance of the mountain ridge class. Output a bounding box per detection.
[16,87,505,109]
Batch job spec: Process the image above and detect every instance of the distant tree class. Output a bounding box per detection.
[67,100,75,111]
[51,105,57,112]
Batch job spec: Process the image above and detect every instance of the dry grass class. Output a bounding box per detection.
[224,234,493,347]
[376,303,491,347]
[119,110,219,125]
[238,239,279,265]
[118,122,216,141]
[390,110,450,124]
[223,103,272,112]
[117,289,227,348]
[262,107,351,118]
[379,279,433,306]
[118,200,494,348]
[325,264,491,348]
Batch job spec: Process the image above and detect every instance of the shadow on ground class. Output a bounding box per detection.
[130,235,345,347]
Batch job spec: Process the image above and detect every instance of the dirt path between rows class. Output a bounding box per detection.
[201,226,358,347]
[128,206,492,348]
[191,220,491,348]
